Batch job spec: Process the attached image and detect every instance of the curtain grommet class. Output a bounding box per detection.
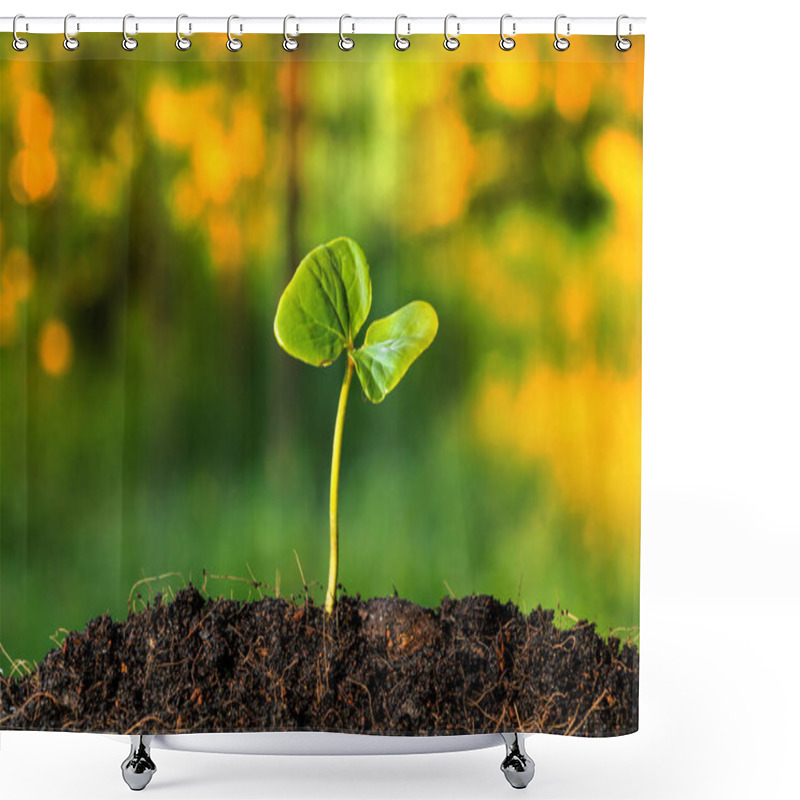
[553,14,570,51]
[615,15,632,51]
[283,15,299,51]
[499,14,516,51]
[12,14,29,51]
[443,14,460,51]
[176,14,192,51]
[63,13,79,51]
[394,15,410,51]
[122,14,138,51]
[338,14,355,51]
[226,15,243,52]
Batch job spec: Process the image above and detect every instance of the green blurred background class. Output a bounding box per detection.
[1,35,642,662]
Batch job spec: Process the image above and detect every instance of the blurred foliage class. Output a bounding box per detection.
[0,35,643,661]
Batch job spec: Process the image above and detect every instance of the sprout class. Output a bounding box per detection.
[274,237,438,613]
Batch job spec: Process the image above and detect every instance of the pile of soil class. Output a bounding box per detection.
[0,587,638,736]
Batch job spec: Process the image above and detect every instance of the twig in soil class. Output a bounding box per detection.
[294,550,308,604]
[566,689,610,736]
[275,569,281,598]
[443,580,456,599]
[466,697,505,732]
[128,572,185,613]
[201,570,266,597]
[48,628,71,650]
[344,677,375,728]
[246,564,264,599]
[184,609,216,643]
[608,625,640,646]
[0,641,33,678]
[0,691,58,725]
[530,692,561,730]
[124,715,169,735]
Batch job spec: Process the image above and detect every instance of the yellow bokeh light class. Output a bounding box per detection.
[172,174,204,225]
[9,147,58,204]
[465,243,539,329]
[590,128,642,216]
[621,60,644,116]
[484,60,539,110]
[406,107,475,232]
[474,363,641,541]
[192,120,237,204]
[38,319,73,377]
[590,128,643,284]
[208,213,243,272]
[2,248,35,302]
[17,91,54,150]
[82,160,121,215]
[230,100,265,180]
[559,279,593,340]
[146,83,267,240]
[554,63,595,122]
[147,84,205,148]
[7,61,36,93]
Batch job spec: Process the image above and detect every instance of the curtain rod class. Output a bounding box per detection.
[0,16,646,37]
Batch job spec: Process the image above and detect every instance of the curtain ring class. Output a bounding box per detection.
[394,14,410,51]
[615,14,632,51]
[63,13,79,51]
[443,14,460,51]
[553,14,570,51]
[227,15,243,51]
[338,14,355,51]
[122,14,138,51]
[12,14,29,51]
[499,14,515,51]
[283,15,299,51]
[176,14,191,50]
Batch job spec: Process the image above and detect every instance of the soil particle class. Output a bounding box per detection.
[361,598,440,656]
[0,586,638,736]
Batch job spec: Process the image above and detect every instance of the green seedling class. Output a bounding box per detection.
[274,237,438,614]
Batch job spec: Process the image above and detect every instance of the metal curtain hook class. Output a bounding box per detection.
[176,14,191,50]
[64,13,79,51]
[122,14,138,51]
[12,14,29,51]
[227,15,243,51]
[499,14,515,51]
[339,14,354,50]
[394,14,410,51]
[283,15,298,51]
[616,14,632,51]
[553,14,570,51]
[444,14,460,51]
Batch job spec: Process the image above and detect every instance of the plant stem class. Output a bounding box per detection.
[326,356,354,614]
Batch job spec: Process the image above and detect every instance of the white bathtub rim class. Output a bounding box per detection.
[106,731,515,756]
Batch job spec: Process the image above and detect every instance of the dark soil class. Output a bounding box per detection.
[0,587,638,736]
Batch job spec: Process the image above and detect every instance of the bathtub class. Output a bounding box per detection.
[119,731,535,791]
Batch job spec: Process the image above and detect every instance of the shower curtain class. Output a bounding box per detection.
[0,32,643,737]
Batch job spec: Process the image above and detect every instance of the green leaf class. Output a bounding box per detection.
[351,301,439,403]
[273,237,372,366]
